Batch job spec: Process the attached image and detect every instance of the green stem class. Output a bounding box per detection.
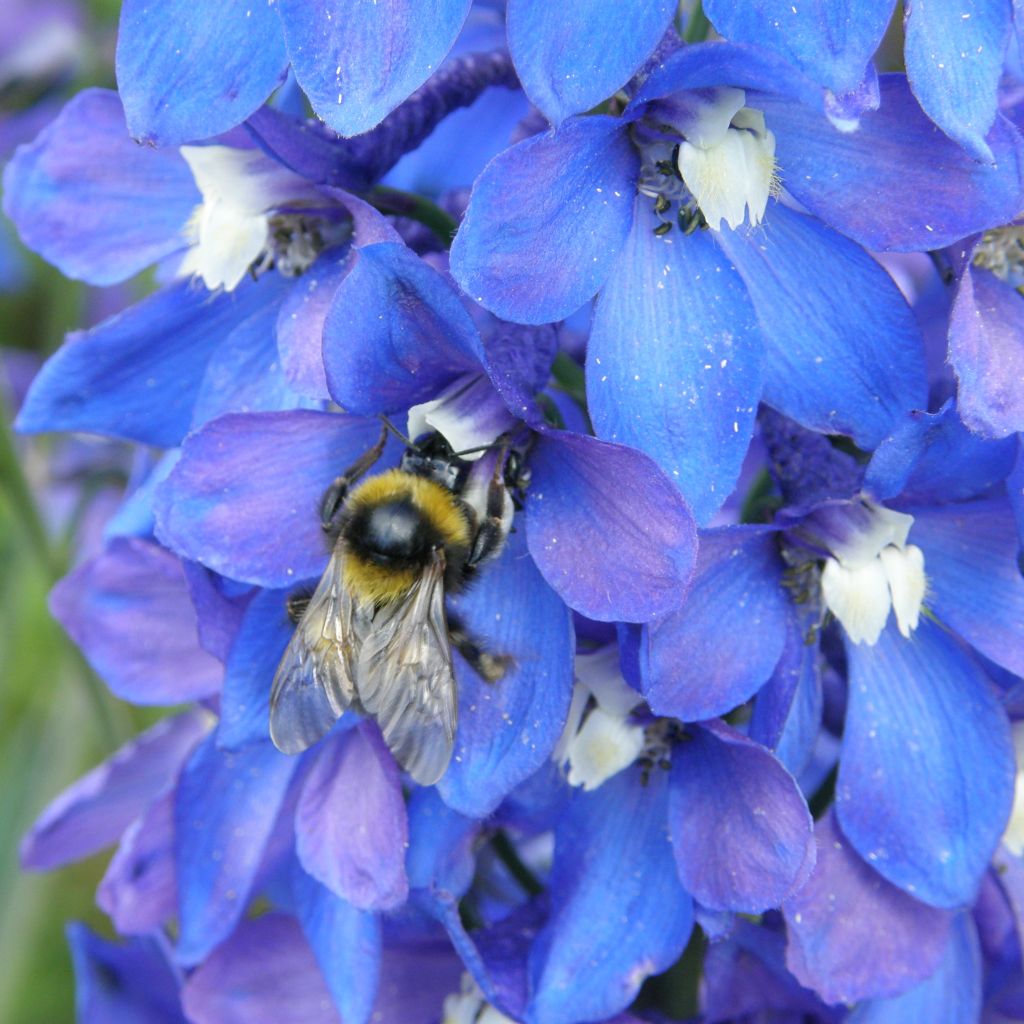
[491,830,544,897]
[367,186,459,247]
[683,2,712,43]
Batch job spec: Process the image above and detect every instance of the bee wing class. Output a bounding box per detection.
[356,550,457,786]
[269,550,367,755]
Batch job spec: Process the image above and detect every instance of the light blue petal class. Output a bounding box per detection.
[2,89,197,284]
[175,736,299,965]
[715,203,927,449]
[116,0,288,145]
[279,0,472,137]
[702,0,892,96]
[15,279,284,447]
[438,529,574,817]
[450,115,638,324]
[526,768,694,1024]
[507,0,674,124]
[905,0,1012,162]
[642,527,789,721]
[589,201,763,524]
[758,75,1024,251]
[909,499,1024,677]
[291,862,382,1024]
[837,618,1015,908]
[848,913,981,1023]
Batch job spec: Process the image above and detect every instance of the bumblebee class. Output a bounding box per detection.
[269,425,521,785]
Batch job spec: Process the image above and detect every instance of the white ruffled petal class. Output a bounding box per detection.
[821,555,892,646]
[880,543,926,639]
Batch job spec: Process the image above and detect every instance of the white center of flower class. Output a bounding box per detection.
[443,975,515,1024]
[553,648,646,791]
[673,88,778,232]
[1002,722,1024,856]
[819,504,927,646]
[177,145,323,292]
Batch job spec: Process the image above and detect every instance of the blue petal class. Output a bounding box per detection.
[507,0,674,124]
[291,864,382,1024]
[641,527,788,721]
[526,768,694,1024]
[524,429,697,622]
[16,279,284,447]
[848,914,982,1023]
[715,203,927,449]
[864,401,1018,503]
[949,263,1024,438]
[904,0,1012,162]
[2,89,197,285]
[588,200,763,524]
[323,242,482,414]
[67,924,186,1024]
[218,588,293,749]
[406,787,479,900]
[450,115,638,324]
[191,274,313,427]
[669,720,815,913]
[295,724,408,910]
[49,538,224,704]
[278,0,472,137]
[438,528,574,817]
[175,736,299,965]
[155,411,392,587]
[701,0,892,96]
[837,618,1015,908]
[749,609,823,779]
[783,810,954,1003]
[116,0,288,145]
[758,75,1024,251]
[21,711,207,871]
[908,499,1024,677]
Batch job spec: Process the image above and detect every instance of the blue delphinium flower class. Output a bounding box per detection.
[451,33,1022,522]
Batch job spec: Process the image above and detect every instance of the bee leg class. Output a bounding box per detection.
[320,424,389,534]
[468,456,511,567]
[448,613,513,684]
[285,585,315,625]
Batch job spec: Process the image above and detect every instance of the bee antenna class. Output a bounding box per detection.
[378,414,420,452]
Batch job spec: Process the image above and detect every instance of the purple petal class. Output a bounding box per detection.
[701,0,891,96]
[439,527,574,817]
[175,736,300,965]
[182,561,253,665]
[588,201,763,524]
[2,89,196,284]
[837,618,1015,909]
[848,913,982,1023]
[949,263,1024,438]
[323,242,482,415]
[507,0,674,124]
[15,279,284,447]
[450,115,638,324]
[49,539,223,704]
[182,914,339,1024]
[21,711,206,870]
[154,410,391,587]
[291,864,382,1024]
[116,0,288,145]
[641,527,788,721]
[783,810,954,1004]
[758,75,1024,251]
[278,0,472,137]
[669,720,815,913]
[68,924,186,1024]
[908,499,1024,677]
[524,429,697,622]
[527,767,694,1024]
[295,723,409,911]
[97,790,177,935]
[904,0,1012,162]
[715,203,927,449]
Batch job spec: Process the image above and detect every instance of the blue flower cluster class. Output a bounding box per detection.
[6,2,1024,1021]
